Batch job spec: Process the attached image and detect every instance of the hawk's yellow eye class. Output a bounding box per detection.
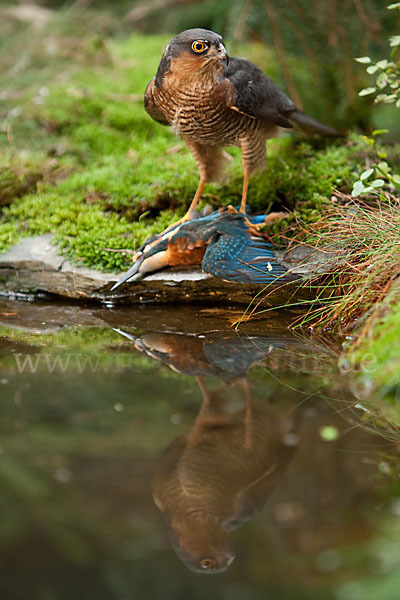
[200,558,216,570]
[192,40,208,53]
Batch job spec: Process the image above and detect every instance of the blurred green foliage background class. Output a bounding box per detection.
[2,0,397,131]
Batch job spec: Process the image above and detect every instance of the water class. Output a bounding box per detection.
[0,298,399,600]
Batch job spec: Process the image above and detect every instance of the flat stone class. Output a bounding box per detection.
[0,234,337,306]
[0,234,64,271]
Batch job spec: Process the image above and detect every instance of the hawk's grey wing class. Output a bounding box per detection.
[224,57,340,136]
[223,57,295,129]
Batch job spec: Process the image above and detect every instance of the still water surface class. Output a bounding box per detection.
[0,299,399,600]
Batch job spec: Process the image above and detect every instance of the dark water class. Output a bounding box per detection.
[0,298,400,600]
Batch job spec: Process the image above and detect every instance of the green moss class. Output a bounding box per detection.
[234,138,355,210]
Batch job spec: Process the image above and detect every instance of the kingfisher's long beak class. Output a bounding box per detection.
[110,253,145,291]
[110,247,169,292]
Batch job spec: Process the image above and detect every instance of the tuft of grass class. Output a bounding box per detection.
[293,194,400,331]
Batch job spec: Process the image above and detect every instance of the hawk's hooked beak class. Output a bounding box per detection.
[208,43,229,65]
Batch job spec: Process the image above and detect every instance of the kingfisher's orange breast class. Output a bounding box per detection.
[165,236,208,266]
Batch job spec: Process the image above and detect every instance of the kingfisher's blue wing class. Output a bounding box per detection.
[201,232,286,283]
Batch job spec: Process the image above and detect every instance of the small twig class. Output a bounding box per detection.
[263,211,289,225]
[71,0,94,8]
[7,121,14,147]
[232,0,252,42]
[264,0,303,109]
[126,0,205,25]
[166,143,185,155]
[100,247,136,255]
[105,93,143,103]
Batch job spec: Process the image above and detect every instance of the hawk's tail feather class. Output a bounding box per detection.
[288,110,342,137]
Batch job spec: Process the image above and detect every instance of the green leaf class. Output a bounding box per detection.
[361,135,375,145]
[375,93,388,103]
[396,98,400,108]
[371,179,385,188]
[351,180,366,197]
[319,426,339,442]
[376,59,389,69]
[360,168,374,180]
[377,150,388,159]
[376,161,390,175]
[376,72,388,88]
[355,56,372,64]
[391,174,400,186]
[390,35,400,47]
[359,87,376,96]
[383,94,397,102]
[388,3,400,9]
[366,64,379,74]
[372,129,389,136]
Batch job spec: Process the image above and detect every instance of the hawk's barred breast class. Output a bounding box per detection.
[148,78,263,145]
[146,77,276,174]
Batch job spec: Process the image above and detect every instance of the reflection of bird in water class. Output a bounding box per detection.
[115,324,332,384]
[110,209,287,290]
[114,327,296,572]
[114,327,390,575]
[113,327,294,381]
[153,382,295,573]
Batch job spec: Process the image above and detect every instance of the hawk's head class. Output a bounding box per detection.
[167,28,228,62]
[155,28,229,86]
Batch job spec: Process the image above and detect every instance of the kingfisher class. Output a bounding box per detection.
[110,209,287,291]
